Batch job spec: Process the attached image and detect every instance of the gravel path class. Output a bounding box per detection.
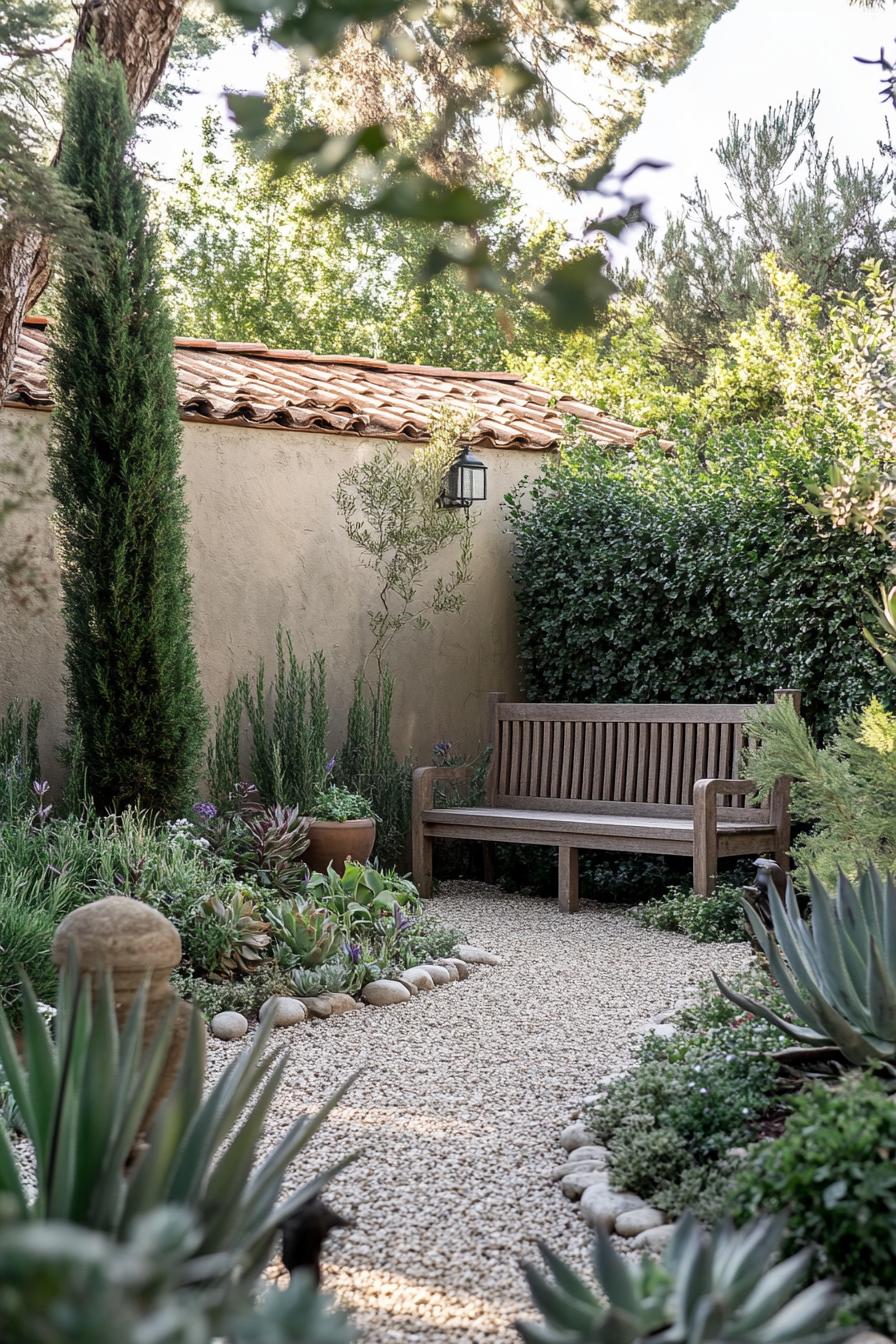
[206,882,753,1343]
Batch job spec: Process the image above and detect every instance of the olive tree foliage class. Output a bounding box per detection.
[163,92,570,367]
[628,92,896,380]
[335,406,475,678]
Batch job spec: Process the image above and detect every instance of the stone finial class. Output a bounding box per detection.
[52,894,203,1129]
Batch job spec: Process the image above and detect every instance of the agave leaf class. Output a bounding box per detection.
[856,865,886,950]
[819,869,867,959]
[766,888,828,1008]
[69,974,120,1223]
[516,1321,574,1344]
[746,1279,844,1343]
[866,936,896,1047]
[18,976,58,1167]
[539,1241,601,1309]
[592,1228,640,1316]
[122,1009,208,1222]
[712,1215,783,1301]
[689,1291,728,1344]
[199,1056,291,1246]
[883,873,896,968]
[806,879,872,1030]
[736,1248,814,1329]
[521,1260,602,1335]
[0,984,42,1164]
[802,991,882,1065]
[249,1070,359,1198]
[163,1018,280,1204]
[0,1121,27,1214]
[712,975,827,1047]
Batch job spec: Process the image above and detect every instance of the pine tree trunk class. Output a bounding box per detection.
[0,0,185,396]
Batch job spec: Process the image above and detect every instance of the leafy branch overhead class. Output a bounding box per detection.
[215,0,736,327]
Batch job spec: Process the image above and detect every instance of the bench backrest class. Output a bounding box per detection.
[485,693,799,820]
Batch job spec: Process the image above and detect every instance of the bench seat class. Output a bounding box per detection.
[422,806,778,842]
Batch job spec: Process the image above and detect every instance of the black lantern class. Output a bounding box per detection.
[438,443,487,510]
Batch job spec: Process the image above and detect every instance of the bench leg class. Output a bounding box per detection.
[693,839,717,897]
[558,846,580,913]
[482,841,495,885]
[412,828,433,900]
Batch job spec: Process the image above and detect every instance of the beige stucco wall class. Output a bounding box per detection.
[0,407,542,787]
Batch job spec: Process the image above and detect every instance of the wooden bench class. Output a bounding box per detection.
[412,691,799,910]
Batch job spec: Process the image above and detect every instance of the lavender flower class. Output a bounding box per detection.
[192,801,218,821]
[343,941,362,965]
[326,756,336,775]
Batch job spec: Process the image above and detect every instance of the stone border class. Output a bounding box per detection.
[209,943,501,1040]
[551,1120,675,1249]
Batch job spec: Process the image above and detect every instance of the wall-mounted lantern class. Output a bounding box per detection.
[438,443,487,511]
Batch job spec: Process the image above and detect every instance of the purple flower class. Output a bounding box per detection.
[32,779,49,798]
[192,801,218,820]
[326,756,336,775]
[434,742,452,755]
[344,941,362,964]
[393,907,411,932]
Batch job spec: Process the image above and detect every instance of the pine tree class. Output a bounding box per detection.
[49,49,206,814]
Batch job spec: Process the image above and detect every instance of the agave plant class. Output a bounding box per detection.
[0,1206,355,1343]
[0,959,355,1297]
[267,898,342,968]
[203,882,272,977]
[518,1213,846,1344]
[716,866,896,1068]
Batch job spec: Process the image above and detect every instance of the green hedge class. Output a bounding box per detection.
[506,432,892,738]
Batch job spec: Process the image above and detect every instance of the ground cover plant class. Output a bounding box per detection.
[585,969,789,1219]
[632,880,747,943]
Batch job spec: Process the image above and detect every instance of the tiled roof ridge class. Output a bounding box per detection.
[20,315,525,383]
[9,317,658,454]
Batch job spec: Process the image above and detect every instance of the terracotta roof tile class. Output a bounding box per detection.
[5,319,657,453]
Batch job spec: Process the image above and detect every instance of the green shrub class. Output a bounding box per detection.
[840,1286,896,1337]
[506,434,892,740]
[732,1074,896,1301]
[632,882,747,942]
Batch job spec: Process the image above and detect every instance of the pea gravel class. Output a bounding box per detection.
[204,882,753,1341]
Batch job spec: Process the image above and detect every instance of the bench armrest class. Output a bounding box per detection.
[412,764,475,813]
[693,778,758,803]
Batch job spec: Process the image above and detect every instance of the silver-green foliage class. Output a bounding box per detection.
[746,695,896,884]
[517,1213,846,1344]
[0,961,354,1293]
[0,1208,354,1344]
[715,867,896,1067]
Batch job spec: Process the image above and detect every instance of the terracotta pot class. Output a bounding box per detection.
[305,817,376,875]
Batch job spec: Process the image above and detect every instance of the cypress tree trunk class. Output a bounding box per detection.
[49,51,206,815]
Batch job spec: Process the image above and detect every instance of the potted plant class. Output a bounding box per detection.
[305,783,377,874]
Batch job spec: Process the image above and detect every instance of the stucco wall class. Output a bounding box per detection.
[0,407,542,786]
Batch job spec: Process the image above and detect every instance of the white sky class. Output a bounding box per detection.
[143,0,896,245]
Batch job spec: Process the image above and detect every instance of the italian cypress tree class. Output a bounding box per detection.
[49,50,206,814]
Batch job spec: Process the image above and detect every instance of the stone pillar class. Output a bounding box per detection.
[52,894,204,1128]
